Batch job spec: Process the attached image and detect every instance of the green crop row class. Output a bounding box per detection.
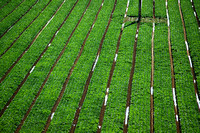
[0,0,64,109]
[0,0,199,132]
[0,0,52,75]
[0,0,22,20]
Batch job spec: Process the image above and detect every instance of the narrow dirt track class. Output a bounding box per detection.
[14,0,92,132]
[0,0,25,22]
[150,0,155,132]
[123,0,141,132]
[69,0,117,132]
[0,0,11,10]
[0,0,39,39]
[166,0,181,132]
[0,0,66,118]
[97,0,130,132]
[189,0,200,29]
[123,21,140,133]
[42,1,105,132]
[0,0,53,58]
[178,0,200,112]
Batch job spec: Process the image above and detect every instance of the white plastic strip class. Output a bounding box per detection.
[98,125,101,129]
[172,88,177,107]
[185,41,189,51]
[176,115,179,121]
[194,80,196,83]
[125,106,129,125]
[106,88,109,93]
[122,23,125,29]
[92,55,99,71]
[188,56,193,68]
[114,54,118,62]
[55,31,59,36]
[48,43,51,47]
[8,26,13,31]
[104,94,108,106]
[153,23,155,32]
[30,66,35,73]
[51,112,55,120]
[196,93,200,108]
[92,24,95,28]
[151,87,153,95]
[136,33,138,38]
[194,12,196,17]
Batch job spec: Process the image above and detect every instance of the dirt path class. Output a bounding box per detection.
[150,0,155,132]
[189,0,200,30]
[97,0,130,132]
[0,0,39,39]
[0,0,25,22]
[0,0,66,118]
[42,1,105,132]
[178,0,200,112]
[123,0,141,132]
[166,0,181,132]
[69,0,117,132]
[0,0,52,58]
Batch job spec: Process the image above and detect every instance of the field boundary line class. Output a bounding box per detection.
[166,0,181,132]
[0,0,25,22]
[150,0,155,132]
[123,21,140,133]
[0,0,39,39]
[0,0,53,58]
[14,0,92,132]
[42,0,105,132]
[0,0,11,10]
[178,0,200,111]
[189,0,200,30]
[123,0,141,132]
[96,0,130,132]
[69,0,117,132]
[0,0,66,118]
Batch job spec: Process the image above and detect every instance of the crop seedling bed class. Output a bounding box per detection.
[0,0,200,132]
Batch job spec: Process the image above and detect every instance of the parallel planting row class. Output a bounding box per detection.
[0,0,200,132]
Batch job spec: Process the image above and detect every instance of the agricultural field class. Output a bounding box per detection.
[0,0,200,132]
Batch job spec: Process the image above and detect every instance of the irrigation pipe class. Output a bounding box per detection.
[97,0,130,132]
[69,0,117,132]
